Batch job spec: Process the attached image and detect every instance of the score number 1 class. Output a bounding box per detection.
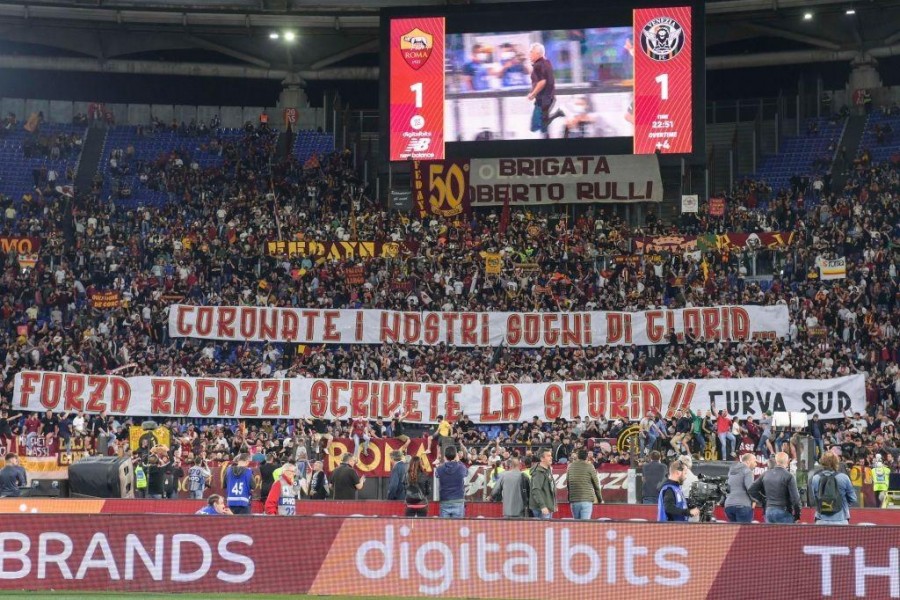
[655,74,668,100]
[410,82,423,108]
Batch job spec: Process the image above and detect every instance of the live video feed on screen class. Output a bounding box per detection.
[445,27,634,142]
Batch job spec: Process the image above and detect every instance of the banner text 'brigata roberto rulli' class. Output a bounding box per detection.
[13,371,864,422]
[168,305,789,347]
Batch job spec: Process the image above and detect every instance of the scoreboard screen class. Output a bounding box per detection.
[383,0,704,161]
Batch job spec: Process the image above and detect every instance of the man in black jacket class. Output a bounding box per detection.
[164,457,184,499]
[146,455,165,499]
[748,452,801,523]
[641,451,667,504]
[0,453,26,497]
[386,451,408,501]
[259,453,279,502]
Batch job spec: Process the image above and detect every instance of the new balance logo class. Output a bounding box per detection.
[404,138,431,153]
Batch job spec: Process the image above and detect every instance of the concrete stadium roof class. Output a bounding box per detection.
[0,0,898,79]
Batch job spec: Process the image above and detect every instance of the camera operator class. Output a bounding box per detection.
[657,460,700,522]
[724,453,758,522]
[748,452,801,524]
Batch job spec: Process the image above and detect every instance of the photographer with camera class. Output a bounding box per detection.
[724,453,758,522]
[748,452,801,524]
[657,460,700,522]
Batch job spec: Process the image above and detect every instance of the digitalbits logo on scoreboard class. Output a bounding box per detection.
[399,27,435,70]
[640,16,684,61]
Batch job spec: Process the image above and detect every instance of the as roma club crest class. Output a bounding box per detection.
[399,28,434,70]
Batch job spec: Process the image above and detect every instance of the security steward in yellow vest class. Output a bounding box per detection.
[872,458,891,506]
[135,460,148,498]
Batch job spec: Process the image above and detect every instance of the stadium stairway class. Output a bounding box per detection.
[832,113,867,190]
[858,111,900,164]
[74,124,108,193]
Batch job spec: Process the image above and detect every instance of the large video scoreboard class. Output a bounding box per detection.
[382,0,705,161]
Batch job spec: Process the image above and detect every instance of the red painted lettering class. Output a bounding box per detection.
[329,381,350,418]
[730,307,750,340]
[587,382,608,419]
[196,379,215,416]
[86,376,109,413]
[281,310,299,342]
[260,380,280,416]
[310,381,328,417]
[174,380,193,415]
[195,306,214,337]
[403,313,421,344]
[63,375,86,412]
[323,311,341,342]
[609,382,629,420]
[239,382,260,416]
[175,305,194,336]
[110,378,130,413]
[218,307,236,338]
[646,310,665,343]
[16,371,40,408]
[40,373,62,410]
[567,382,586,419]
[150,380,172,414]
[218,381,238,416]
[544,384,563,420]
[240,307,258,339]
[461,314,478,345]
[506,314,521,345]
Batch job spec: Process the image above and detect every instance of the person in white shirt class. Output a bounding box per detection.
[678,454,699,520]
[72,413,86,437]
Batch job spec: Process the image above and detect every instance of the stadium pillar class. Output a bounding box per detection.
[278,73,309,115]
[850,59,881,94]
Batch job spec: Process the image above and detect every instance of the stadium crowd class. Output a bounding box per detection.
[0,113,897,496]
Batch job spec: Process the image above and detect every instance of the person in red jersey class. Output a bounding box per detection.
[265,462,297,516]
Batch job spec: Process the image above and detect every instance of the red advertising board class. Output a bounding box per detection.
[389,17,445,161]
[633,6,694,154]
[3,514,899,599]
[4,498,900,526]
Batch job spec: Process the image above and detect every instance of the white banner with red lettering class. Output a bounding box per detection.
[13,371,864,422]
[168,305,789,347]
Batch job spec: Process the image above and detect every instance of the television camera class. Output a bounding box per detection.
[688,474,729,522]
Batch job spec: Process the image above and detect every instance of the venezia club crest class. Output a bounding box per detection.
[640,16,685,61]
[399,27,434,70]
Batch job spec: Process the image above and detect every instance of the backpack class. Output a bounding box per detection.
[519,472,532,516]
[404,474,426,505]
[816,471,844,516]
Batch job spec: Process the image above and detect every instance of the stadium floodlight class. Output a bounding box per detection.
[283,31,296,42]
[269,32,280,39]
[803,12,813,20]
[845,8,856,15]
